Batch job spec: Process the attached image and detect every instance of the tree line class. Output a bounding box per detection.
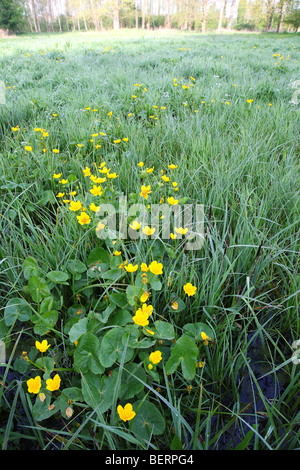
[0,0,299,34]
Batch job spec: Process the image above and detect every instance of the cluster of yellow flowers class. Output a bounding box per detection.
[26,340,61,395]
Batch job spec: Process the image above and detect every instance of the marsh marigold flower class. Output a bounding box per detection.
[46,373,61,392]
[117,403,136,422]
[142,226,156,236]
[140,185,151,200]
[77,212,91,225]
[35,339,50,353]
[201,332,211,345]
[149,260,163,275]
[132,309,149,326]
[27,376,42,394]
[124,263,138,273]
[69,200,82,212]
[149,350,162,365]
[183,282,197,297]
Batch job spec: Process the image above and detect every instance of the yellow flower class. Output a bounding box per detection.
[168,164,178,169]
[146,167,154,173]
[125,263,138,273]
[137,303,153,316]
[129,220,141,230]
[35,340,50,353]
[171,301,178,310]
[77,212,91,225]
[113,139,121,144]
[69,191,76,197]
[149,350,162,365]
[123,138,129,142]
[175,227,188,235]
[132,309,149,326]
[148,364,153,370]
[170,233,177,240]
[183,282,197,297]
[77,144,83,148]
[107,172,118,179]
[138,161,144,167]
[96,221,105,232]
[140,263,149,272]
[142,226,156,236]
[117,403,136,422]
[201,331,211,345]
[25,145,32,152]
[46,373,61,392]
[83,167,91,177]
[140,185,151,200]
[145,329,155,335]
[114,251,121,256]
[149,261,163,275]
[99,166,109,174]
[90,185,103,196]
[52,149,59,154]
[89,203,100,212]
[69,200,82,212]
[162,175,170,182]
[140,291,150,303]
[27,376,42,394]
[167,197,178,205]
[247,99,254,103]
[53,173,62,179]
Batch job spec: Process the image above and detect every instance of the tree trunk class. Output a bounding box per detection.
[165,0,170,28]
[218,0,225,31]
[276,0,285,33]
[202,0,207,33]
[227,0,238,31]
[31,0,41,32]
[135,0,138,28]
[113,0,119,29]
[142,0,145,28]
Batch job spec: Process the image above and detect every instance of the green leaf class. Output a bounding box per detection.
[81,372,118,412]
[101,268,122,281]
[171,434,183,450]
[183,322,215,343]
[36,356,55,380]
[38,190,56,206]
[95,303,116,324]
[107,309,133,327]
[131,400,166,440]
[168,298,186,313]
[26,276,51,303]
[126,285,135,306]
[46,271,69,284]
[119,363,146,401]
[150,276,162,291]
[99,327,134,368]
[109,292,128,308]
[32,389,57,422]
[4,298,32,326]
[87,247,110,266]
[39,296,54,314]
[165,335,198,381]
[69,317,88,343]
[66,259,87,274]
[154,320,175,340]
[74,333,104,374]
[33,310,58,336]
[22,257,40,280]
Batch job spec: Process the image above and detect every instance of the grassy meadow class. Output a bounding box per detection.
[0,29,299,451]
